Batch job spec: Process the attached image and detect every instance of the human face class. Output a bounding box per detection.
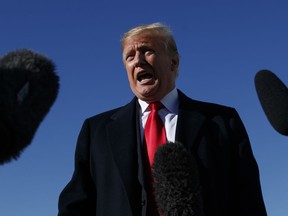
[122,34,179,103]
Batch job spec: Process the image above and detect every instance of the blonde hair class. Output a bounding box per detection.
[121,22,179,59]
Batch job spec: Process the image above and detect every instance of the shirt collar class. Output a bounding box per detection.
[138,88,179,114]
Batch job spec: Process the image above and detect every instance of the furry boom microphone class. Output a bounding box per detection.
[152,142,204,216]
[0,49,59,164]
[255,70,288,136]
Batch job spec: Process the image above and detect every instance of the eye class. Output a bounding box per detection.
[125,52,135,62]
[143,48,154,56]
[126,55,134,62]
[145,51,153,56]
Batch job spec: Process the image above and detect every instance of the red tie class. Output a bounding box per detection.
[144,102,167,168]
[144,102,166,216]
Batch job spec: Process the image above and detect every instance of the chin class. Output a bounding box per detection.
[133,85,160,100]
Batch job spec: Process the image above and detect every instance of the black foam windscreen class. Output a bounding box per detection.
[255,70,288,136]
[0,49,60,164]
[152,142,204,216]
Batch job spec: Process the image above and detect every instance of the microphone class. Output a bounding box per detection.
[152,142,204,216]
[0,49,60,164]
[254,69,288,136]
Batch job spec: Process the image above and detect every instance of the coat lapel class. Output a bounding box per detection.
[106,97,145,214]
[105,98,142,212]
[176,90,207,150]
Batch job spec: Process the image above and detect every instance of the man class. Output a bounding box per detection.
[58,23,267,216]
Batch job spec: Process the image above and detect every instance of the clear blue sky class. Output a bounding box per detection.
[1,0,288,215]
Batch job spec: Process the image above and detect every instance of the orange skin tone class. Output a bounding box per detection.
[122,34,179,103]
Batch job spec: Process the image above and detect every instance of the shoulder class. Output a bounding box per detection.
[178,90,248,140]
[178,89,237,117]
[83,97,138,126]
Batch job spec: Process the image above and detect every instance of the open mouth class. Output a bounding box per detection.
[137,71,154,82]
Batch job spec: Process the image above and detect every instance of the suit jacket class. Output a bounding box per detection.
[58,90,267,216]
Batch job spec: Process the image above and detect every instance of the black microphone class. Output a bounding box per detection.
[152,142,204,216]
[254,69,288,136]
[0,49,60,164]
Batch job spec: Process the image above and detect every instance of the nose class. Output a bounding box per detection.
[134,52,146,67]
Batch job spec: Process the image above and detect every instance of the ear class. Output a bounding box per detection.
[170,57,179,72]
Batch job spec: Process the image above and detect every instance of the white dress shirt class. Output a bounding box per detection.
[138,88,179,143]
